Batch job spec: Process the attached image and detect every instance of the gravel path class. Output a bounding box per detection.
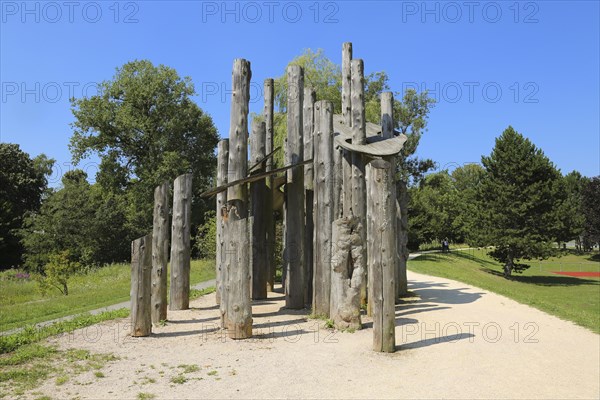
[35,269,599,399]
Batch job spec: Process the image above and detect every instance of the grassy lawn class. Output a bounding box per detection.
[408,249,600,333]
[0,259,215,333]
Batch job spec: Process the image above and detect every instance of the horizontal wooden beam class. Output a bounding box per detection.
[200,159,313,198]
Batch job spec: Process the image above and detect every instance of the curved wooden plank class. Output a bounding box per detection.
[334,133,407,157]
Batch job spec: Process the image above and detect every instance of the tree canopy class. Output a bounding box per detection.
[0,143,53,269]
[69,60,219,236]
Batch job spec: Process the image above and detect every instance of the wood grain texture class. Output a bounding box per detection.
[250,120,268,300]
[222,59,252,338]
[264,78,276,292]
[216,140,228,305]
[312,100,334,317]
[284,65,305,309]
[367,159,396,353]
[131,234,152,337]
[151,182,169,324]
[169,173,192,311]
[330,217,364,330]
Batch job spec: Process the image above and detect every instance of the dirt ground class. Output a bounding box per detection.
[35,270,599,399]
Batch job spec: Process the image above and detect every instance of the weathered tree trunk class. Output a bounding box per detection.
[284,65,305,309]
[397,180,409,296]
[131,234,152,337]
[351,59,368,312]
[312,100,334,317]
[251,120,268,300]
[303,87,316,307]
[169,173,192,311]
[333,143,344,220]
[342,42,353,217]
[216,140,229,305]
[367,159,396,353]
[381,92,401,302]
[264,78,276,293]
[330,217,364,330]
[223,58,252,339]
[151,182,169,324]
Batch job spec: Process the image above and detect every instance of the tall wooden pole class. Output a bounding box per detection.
[151,182,169,324]
[381,92,402,301]
[312,100,334,317]
[169,173,192,311]
[397,182,409,296]
[251,120,268,300]
[131,234,152,337]
[284,65,305,309]
[303,87,316,307]
[223,58,252,339]
[264,79,276,293]
[342,42,353,217]
[351,59,368,311]
[216,140,229,305]
[367,159,396,353]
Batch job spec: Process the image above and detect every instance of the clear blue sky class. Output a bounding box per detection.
[1,0,599,185]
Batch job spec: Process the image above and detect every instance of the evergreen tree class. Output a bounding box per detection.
[581,176,600,249]
[477,126,562,278]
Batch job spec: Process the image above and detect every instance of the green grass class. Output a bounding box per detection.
[408,249,600,333]
[0,309,129,354]
[0,343,119,398]
[189,286,216,300]
[0,259,215,332]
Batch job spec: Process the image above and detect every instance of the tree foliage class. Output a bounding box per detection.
[35,250,81,296]
[268,49,435,184]
[69,60,219,236]
[475,126,562,278]
[194,211,217,259]
[581,176,600,249]
[407,164,485,249]
[20,170,129,273]
[0,144,54,269]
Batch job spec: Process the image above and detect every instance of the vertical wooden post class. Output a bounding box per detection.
[330,217,364,330]
[284,65,305,309]
[251,120,268,300]
[342,42,353,217]
[264,78,276,293]
[131,234,152,337]
[312,100,334,317]
[397,181,409,296]
[351,59,368,312]
[333,143,343,220]
[169,173,192,311]
[367,159,396,353]
[303,87,316,307]
[151,182,169,324]
[223,58,252,339]
[381,92,400,301]
[216,140,229,305]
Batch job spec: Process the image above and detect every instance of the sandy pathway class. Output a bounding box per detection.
[38,271,599,399]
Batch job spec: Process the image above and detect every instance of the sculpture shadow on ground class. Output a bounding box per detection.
[408,280,484,305]
[166,315,220,325]
[483,268,600,287]
[362,317,418,330]
[396,332,475,350]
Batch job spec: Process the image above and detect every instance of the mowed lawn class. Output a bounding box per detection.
[408,250,600,333]
[0,260,216,332]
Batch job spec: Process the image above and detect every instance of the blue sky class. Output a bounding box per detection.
[1,0,599,185]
